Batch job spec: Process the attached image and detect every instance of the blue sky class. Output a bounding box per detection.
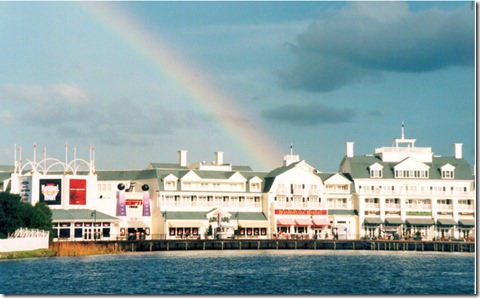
[0,1,475,172]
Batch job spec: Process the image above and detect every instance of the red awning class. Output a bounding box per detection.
[312,218,331,227]
[294,218,312,226]
[277,218,294,226]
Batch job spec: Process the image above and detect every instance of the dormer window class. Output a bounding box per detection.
[164,174,178,190]
[441,164,455,179]
[369,163,384,178]
[393,157,430,179]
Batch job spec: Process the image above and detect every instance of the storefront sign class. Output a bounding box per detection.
[275,209,327,215]
[125,199,143,206]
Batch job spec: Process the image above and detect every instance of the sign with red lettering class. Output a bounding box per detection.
[126,199,143,206]
[274,209,327,215]
[69,179,86,205]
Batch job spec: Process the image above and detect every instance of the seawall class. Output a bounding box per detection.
[65,239,475,253]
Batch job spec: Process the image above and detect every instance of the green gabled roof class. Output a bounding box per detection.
[232,165,253,171]
[265,161,301,179]
[165,211,208,220]
[147,163,188,170]
[316,172,334,181]
[52,209,118,221]
[262,161,302,192]
[236,212,267,221]
[97,169,158,181]
[328,209,358,215]
[194,170,241,180]
[342,155,474,181]
[241,171,268,180]
[429,157,473,180]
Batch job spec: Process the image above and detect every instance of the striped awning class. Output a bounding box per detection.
[458,219,475,227]
[294,218,312,226]
[385,217,404,225]
[364,217,383,225]
[312,218,331,227]
[277,218,294,226]
[406,218,434,226]
[436,218,456,226]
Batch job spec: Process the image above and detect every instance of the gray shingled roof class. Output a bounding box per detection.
[97,169,158,181]
[340,155,473,180]
[52,209,119,221]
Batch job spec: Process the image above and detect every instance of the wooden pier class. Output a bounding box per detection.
[89,239,475,253]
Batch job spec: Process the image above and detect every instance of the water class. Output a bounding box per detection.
[0,250,475,294]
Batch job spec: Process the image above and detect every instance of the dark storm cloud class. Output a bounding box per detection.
[279,2,474,93]
[262,102,355,126]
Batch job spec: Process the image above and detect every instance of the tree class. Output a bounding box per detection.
[0,192,52,239]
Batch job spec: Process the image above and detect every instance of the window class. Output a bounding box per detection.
[442,170,454,179]
[395,170,428,178]
[165,180,176,190]
[370,169,382,178]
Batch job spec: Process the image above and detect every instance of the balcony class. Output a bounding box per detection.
[325,186,350,194]
[436,204,453,211]
[292,188,304,196]
[384,203,400,209]
[364,203,379,209]
[457,204,474,211]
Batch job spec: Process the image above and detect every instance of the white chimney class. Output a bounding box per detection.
[178,150,188,166]
[214,151,224,165]
[346,142,354,158]
[454,143,463,159]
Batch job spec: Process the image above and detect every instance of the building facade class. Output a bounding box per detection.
[3,129,475,242]
[339,127,475,241]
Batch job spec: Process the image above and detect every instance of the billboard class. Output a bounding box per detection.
[69,179,87,205]
[39,179,62,205]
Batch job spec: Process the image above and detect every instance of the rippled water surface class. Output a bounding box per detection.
[0,250,475,294]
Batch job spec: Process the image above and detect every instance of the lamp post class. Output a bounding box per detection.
[91,209,97,241]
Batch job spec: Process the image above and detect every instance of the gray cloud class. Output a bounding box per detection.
[0,83,208,146]
[279,2,474,93]
[262,102,355,126]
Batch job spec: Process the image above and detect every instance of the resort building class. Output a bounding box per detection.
[6,146,120,241]
[150,151,269,240]
[2,127,475,242]
[263,151,356,240]
[339,125,475,241]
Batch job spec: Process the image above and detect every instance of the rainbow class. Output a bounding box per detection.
[78,2,283,170]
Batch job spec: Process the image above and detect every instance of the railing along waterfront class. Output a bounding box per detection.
[57,238,475,253]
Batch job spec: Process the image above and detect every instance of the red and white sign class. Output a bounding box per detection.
[275,209,327,215]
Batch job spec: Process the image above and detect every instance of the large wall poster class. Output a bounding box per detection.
[69,179,87,205]
[39,179,62,205]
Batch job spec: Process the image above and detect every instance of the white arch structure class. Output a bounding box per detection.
[15,157,94,176]
[14,144,96,176]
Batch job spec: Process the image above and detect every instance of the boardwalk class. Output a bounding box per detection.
[75,239,475,253]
